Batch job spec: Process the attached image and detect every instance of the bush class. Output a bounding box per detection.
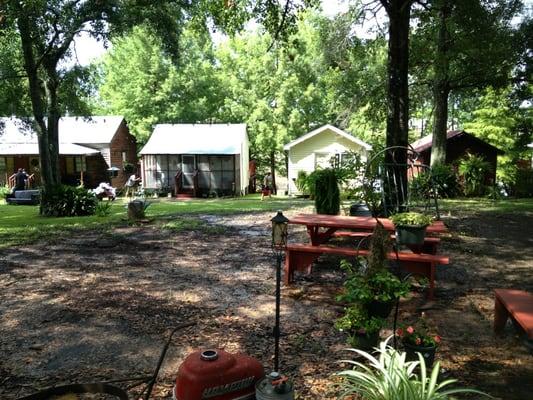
[410,164,460,199]
[295,170,310,196]
[40,185,97,217]
[458,153,491,196]
[95,201,112,217]
[0,185,11,200]
[512,169,533,197]
[313,168,340,215]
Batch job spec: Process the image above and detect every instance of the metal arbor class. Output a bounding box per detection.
[362,146,440,219]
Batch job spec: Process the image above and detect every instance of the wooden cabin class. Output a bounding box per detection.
[0,116,137,189]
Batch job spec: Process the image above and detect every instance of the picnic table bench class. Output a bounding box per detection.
[494,289,533,339]
[284,243,449,300]
[286,214,450,300]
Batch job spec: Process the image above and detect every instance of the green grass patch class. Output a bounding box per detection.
[440,197,533,215]
[0,195,311,248]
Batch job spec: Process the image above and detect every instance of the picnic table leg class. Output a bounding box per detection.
[494,295,509,335]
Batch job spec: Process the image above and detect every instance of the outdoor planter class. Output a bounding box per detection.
[403,342,436,368]
[395,224,428,246]
[348,331,380,351]
[390,212,434,246]
[366,300,395,319]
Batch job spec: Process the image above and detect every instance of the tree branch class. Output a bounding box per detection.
[267,0,292,52]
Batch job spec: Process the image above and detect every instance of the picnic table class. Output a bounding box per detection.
[285,213,449,300]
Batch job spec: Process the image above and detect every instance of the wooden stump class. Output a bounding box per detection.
[128,200,146,220]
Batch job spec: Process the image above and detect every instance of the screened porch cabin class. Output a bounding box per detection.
[140,124,249,196]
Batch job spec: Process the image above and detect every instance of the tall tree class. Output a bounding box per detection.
[411,0,524,166]
[95,25,222,146]
[379,0,414,154]
[0,0,315,198]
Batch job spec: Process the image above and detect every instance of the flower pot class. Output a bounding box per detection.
[395,225,427,246]
[403,342,436,368]
[366,300,394,319]
[348,331,380,351]
[349,203,372,217]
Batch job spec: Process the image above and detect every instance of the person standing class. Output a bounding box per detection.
[261,171,273,200]
[125,173,141,198]
[13,168,28,193]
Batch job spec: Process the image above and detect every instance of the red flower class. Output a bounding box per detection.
[396,328,404,337]
[415,337,422,345]
[406,326,414,334]
[434,335,441,344]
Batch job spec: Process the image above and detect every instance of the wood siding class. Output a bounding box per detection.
[286,128,368,195]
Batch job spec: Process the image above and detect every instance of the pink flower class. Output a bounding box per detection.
[415,337,422,345]
[406,326,414,334]
[434,335,441,344]
[396,328,404,337]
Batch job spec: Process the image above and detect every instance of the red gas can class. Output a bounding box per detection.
[174,349,265,400]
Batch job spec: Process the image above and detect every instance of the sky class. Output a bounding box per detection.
[70,0,532,67]
[71,1,350,66]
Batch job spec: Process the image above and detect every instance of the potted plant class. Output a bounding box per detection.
[334,337,489,399]
[390,212,434,246]
[334,305,385,351]
[338,260,410,318]
[396,316,441,368]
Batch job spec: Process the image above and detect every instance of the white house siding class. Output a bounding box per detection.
[287,128,369,195]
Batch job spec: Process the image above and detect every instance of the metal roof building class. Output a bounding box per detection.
[140,124,249,196]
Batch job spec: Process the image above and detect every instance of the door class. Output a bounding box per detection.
[182,155,195,189]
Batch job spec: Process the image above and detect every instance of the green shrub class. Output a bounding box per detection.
[295,170,310,195]
[95,201,112,217]
[458,153,491,196]
[512,169,533,197]
[334,337,489,400]
[313,168,340,215]
[0,185,11,200]
[40,185,97,217]
[410,164,460,199]
[390,212,433,227]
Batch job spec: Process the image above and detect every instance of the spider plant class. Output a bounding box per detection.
[334,337,490,400]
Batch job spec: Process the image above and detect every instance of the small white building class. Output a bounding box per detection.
[284,124,372,195]
[140,124,249,196]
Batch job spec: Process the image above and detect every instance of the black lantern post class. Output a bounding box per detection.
[270,210,288,372]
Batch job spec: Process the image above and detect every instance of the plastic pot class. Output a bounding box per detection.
[403,342,436,368]
[395,225,427,246]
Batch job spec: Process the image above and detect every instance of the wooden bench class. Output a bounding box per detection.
[331,231,441,254]
[494,289,533,339]
[284,243,449,300]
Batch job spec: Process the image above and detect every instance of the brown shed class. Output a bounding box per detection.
[0,116,137,189]
[411,130,504,184]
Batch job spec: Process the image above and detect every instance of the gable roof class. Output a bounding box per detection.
[411,130,504,155]
[140,124,248,155]
[0,116,124,146]
[283,124,372,151]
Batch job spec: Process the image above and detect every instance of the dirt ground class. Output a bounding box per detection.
[1,206,532,399]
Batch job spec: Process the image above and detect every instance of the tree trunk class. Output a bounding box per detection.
[431,0,451,167]
[383,0,412,209]
[270,151,277,195]
[16,11,61,190]
[385,1,411,152]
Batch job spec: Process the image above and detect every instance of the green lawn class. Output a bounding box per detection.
[2,195,532,249]
[439,197,533,214]
[0,195,312,248]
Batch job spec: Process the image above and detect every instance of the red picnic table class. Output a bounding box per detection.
[285,213,449,300]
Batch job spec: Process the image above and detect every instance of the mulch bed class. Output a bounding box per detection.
[0,208,532,399]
